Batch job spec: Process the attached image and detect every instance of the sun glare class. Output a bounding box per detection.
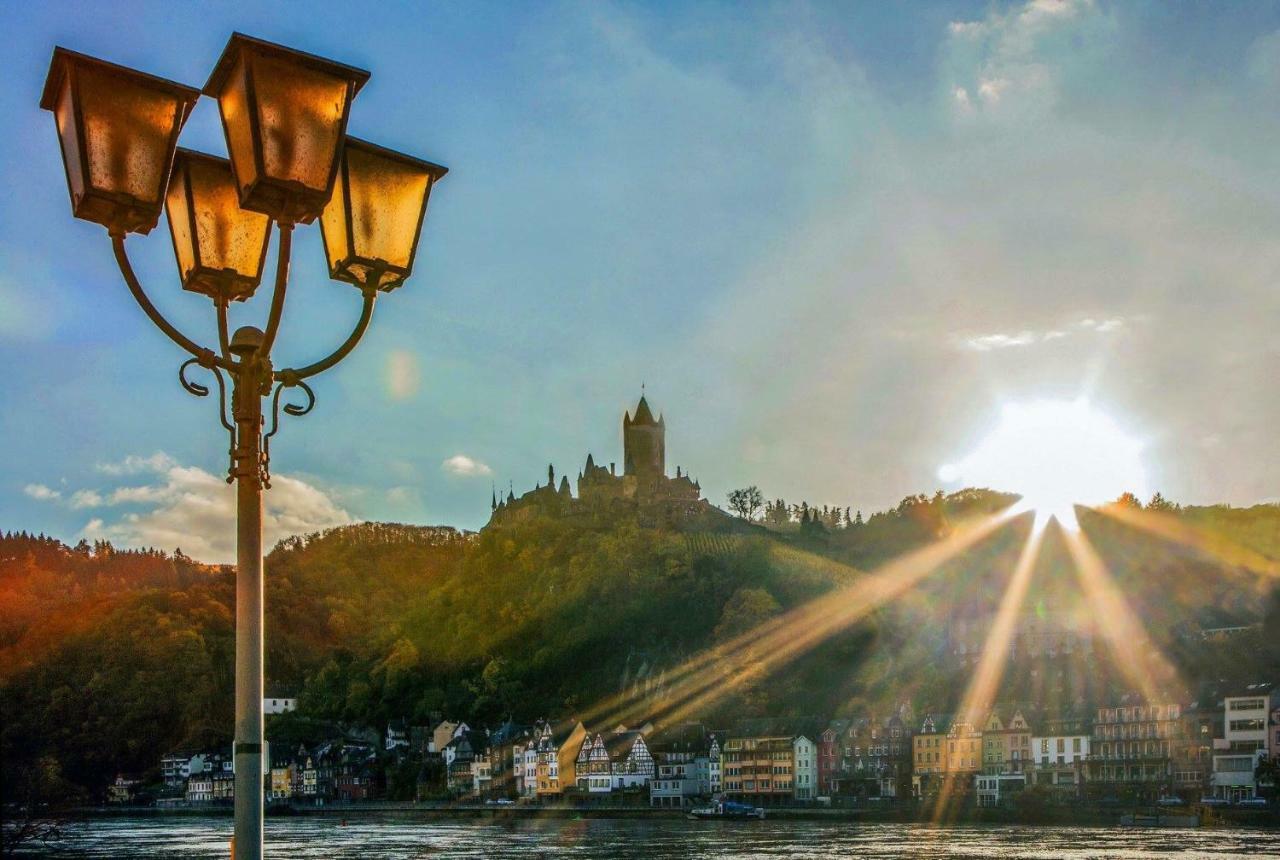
[939,400,1147,530]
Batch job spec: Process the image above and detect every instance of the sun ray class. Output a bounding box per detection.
[930,521,1043,824]
[1062,523,1183,704]
[1096,503,1280,580]
[588,508,1017,734]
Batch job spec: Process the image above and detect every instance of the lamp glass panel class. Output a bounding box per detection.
[78,66,183,204]
[53,75,85,203]
[188,156,270,280]
[347,145,431,272]
[164,158,196,282]
[318,163,350,276]
[216,55,259,197]
[253,53,349,195]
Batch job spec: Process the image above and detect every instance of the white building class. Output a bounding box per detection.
[793,736,817,800]
[1030,732,1091,795]
[519,738,539,797]
[264,696,297,715]
[1212,686,1276,802]
[708,735,722,795]
[976,772,1026,807]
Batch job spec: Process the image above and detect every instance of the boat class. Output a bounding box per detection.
[688,800,765,820]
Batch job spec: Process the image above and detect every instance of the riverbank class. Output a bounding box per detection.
[74,801,1280,829]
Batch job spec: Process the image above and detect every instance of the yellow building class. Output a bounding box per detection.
[722,735,795,805]
[912,714,949,796]
[535,719,587,797]
[269,761,293,801]
[981,709,1033,775]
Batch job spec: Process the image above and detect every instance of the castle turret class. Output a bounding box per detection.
[623,395,665,480]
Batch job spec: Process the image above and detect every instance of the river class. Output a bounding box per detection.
[13,817,1280,858]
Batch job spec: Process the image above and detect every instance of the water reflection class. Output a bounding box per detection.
[22,817,1280,859]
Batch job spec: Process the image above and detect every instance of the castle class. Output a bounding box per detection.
[486,395,709,528]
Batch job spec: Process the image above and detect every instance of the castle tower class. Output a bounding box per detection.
[623,394,665,480]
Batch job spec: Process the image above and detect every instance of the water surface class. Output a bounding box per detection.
[20,816,1280,858]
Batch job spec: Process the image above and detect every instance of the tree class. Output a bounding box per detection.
[1115,492,1143,509]
[727,486,764,521]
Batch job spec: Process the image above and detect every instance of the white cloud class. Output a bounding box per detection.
[77,454,352,563]
[23,483,60,501]
[69,489,104,509]
[441,454,492,477]
[96,452,178,476]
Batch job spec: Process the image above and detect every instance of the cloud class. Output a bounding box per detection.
[76,454,352,563]
[957,317,1127,352]
[23,483,60,501]
[96,452,178,476]
[386,350,420,401]
[69,489,104,509]
[441,454,492,477]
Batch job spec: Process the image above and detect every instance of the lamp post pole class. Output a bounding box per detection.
[42,35,447,860]
[231,332,269,859]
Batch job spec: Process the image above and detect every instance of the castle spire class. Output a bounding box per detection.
[632,395,656,425]
[548,463,555,487]
[491,485,497,511]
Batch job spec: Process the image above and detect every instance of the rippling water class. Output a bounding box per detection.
[20,817,1280,858]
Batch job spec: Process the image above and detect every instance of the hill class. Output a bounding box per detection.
[2,490,1279,798]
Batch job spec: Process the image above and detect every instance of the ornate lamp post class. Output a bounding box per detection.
[40,35,446,860]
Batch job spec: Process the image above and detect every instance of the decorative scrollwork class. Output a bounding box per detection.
[179,356,235,433]
[261,378,317,488]
[179,357,238,484]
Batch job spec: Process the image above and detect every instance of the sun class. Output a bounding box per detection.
[939,399,1148,530]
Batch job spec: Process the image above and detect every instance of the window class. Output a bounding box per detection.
[1229,719,1265,732]
[1230,699,1265,712]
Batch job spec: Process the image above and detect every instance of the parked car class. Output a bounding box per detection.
[1234,797,1268,808]
[1198,797,1230,807]
[1156,796,1183,807]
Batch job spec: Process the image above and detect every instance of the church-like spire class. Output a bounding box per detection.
[548,463,555,486]
[491,485,497,511]
[632,395,657,425]
[585,452,595,470]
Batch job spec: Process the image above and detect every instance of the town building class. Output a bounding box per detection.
[1088,700,1184,801]
[535,719,587,797]
[1030,711,1092,799]
[818,719,850,796]
[107,774,141,804]
[722,735,796,805]
[263,695,297,715]
[912,714,950,797]
[793,736,817,800]
[1212,684,1277,802]
[981,708,1033,776]
[833,713,913,799]
[647,724,714,808]
[386,719,410,751]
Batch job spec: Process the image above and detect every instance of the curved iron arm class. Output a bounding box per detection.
[276,289,376,382]
[112,234,236,373]
[216,299,232,362]
[259,222,293,359]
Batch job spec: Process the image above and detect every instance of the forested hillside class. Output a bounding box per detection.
[2,489,1278,799]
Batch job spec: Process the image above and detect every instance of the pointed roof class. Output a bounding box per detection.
[632,395,657,425]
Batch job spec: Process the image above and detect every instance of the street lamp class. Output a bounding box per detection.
[41,33,446,860]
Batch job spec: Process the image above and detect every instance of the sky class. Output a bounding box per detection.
[4,0,1280,561]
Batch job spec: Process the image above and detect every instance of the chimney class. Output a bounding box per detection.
[610,462,616,475]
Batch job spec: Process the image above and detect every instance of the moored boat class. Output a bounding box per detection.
[688,800,765,820]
